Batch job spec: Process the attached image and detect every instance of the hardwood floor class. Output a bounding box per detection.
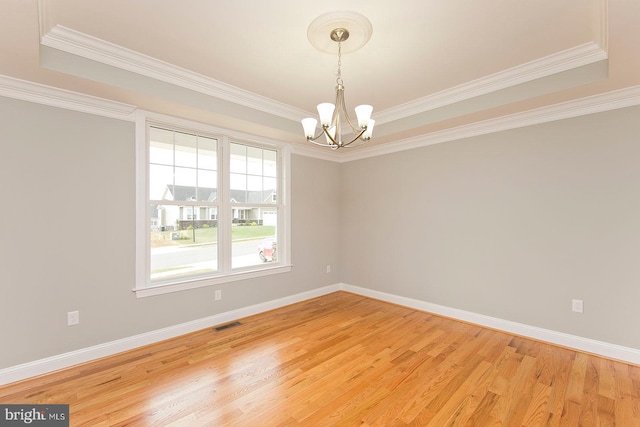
[1,291,639,426]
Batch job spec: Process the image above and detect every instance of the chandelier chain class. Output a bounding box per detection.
[336,42,343,85]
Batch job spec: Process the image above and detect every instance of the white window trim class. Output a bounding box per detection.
[134,110,291,298]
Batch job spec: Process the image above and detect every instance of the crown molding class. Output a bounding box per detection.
[0,72,332,163]
[2,73,637,166]
[596,0,609,52]
[39,24,607,132]
[40,25,310,123]
[36,0,52,42]
[374,0,608,125]
[338,85,640,163]
[0,74,137,120]
[374,42,608,126]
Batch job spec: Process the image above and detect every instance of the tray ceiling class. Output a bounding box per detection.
[1,0,639,159]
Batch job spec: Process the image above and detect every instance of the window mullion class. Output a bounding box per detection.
[136,115,150,288]
[218,136,232,274]
[278,145,290,266]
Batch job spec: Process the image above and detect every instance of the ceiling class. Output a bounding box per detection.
[1,0,639,160]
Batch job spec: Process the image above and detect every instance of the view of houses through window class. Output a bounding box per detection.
[147,126,278,283]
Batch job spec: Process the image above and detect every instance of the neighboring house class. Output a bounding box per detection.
[154,185,276,230]
[150,205,160,231]
[229,189,277,225]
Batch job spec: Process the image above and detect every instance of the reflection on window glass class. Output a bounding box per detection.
[247,146,263,175]
[264,150,277,177]
[174,132,197,168]
[230,143,247,174]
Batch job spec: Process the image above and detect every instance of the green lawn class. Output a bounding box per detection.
[151,225,275,248]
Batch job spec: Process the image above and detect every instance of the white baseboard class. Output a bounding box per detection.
[2,282,639,385]
[339,283,640,366]
[0,285,340,386]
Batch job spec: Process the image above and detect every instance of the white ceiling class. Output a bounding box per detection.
[1,0,639,159]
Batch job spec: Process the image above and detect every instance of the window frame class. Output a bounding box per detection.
[135,111,291,298]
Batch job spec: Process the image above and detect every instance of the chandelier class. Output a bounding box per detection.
[301,27,374,149]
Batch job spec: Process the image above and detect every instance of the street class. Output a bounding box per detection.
[150,239,269,279]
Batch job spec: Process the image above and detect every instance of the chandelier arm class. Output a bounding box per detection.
[307,138,336,148]
[306,126,366,149]
[322,126,340,146]
[338,88,361,135]
[344,113,361,135]
[332,86,343,146]
[306,130,327,142]
[340,128,367,148]
[331,88,340,115]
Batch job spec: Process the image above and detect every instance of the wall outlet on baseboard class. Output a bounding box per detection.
[572,299,584,313]
[67,311,80,326]
[215,290,222,301]
[326,265,331,273]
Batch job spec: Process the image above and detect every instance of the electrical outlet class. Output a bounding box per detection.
[572,299,584,313]
[215,290,222,301]
[326,265,331,273]
[67,311,80,326]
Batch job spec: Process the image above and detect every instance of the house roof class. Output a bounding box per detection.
[165,185,217,203]
[165,185,275,204]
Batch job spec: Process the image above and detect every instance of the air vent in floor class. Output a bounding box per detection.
[214,321,242,332]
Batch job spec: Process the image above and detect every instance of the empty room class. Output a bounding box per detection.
[1,1,640,425]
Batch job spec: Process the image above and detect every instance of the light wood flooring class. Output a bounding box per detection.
[1,292,639,426]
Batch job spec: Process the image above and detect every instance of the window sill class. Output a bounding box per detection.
[133,264,293,298]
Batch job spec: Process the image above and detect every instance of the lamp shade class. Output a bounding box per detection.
[354,105,373,128]
[317,103,335,127]
[301,118,318,139]
[362,119,375,140]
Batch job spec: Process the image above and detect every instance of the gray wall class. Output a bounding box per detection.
[2,94,640,370]
[340,105,640,349]
[0,97,341,369]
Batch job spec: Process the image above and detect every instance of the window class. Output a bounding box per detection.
[229,142,278,269]
[135,113,291,297]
